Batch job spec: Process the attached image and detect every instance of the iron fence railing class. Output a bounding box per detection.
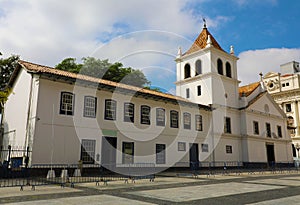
[0,161,298,189]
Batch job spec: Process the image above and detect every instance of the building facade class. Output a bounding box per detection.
[263,61,300,158]
[1,25,293,169]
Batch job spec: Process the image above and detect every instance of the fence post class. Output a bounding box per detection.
[8,145,11,163]
[25,146,29,168]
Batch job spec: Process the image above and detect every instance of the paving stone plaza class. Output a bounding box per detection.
[1,172,300,204]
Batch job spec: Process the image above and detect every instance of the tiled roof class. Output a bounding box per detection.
[18,60,210,110]
[185,27,224,55]
[281,74,293,78]
[239,82,260,97]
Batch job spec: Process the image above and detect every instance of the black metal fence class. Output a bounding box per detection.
[0,145,31,169]
[0,163,156,189]
[0,160,299,189]
[171,161,298,178]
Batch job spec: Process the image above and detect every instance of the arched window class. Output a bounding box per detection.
[184,63,191,79]
[226,62,232,78]
[195,60,202,75]
[217,59,223,75]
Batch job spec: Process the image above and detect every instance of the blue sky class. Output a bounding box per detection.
[0,0,300,93]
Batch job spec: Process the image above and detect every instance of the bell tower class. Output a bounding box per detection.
[175,23,240,108]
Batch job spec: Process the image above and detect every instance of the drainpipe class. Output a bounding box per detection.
[24,74,34,154]
[209,104,215,166]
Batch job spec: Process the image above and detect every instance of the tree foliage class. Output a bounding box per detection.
[55,57,150,88]
[55,57,82,73]
[0,54,19,90]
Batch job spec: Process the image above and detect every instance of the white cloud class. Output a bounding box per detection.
[232,0,278,7]
[0,0,228,67]
[237,48,300,85]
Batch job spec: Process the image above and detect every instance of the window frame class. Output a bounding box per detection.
[141,105,151,125]
[195,115,203,131]
[184,63,191,79]
[286,104,292,112]
[83,96,97,118]
[156,144,166,164]
[186,88,190,98]
[178,142,186,151]
[266,122,271,137]
[225,62,232,78]
[124,102,134,123]
[217,59,223,75]
[195,59,202,75]
[80,139,96,164]
[104,99,117,120]
[183,112,191,130]
[226,145,232,154]
[122,142,134,164]
[170,110,179,128]
[156,108,165,126]
[253,121,259,135]
[201,143,208,152]
[277,125,282,138]
[60,92,75,116]
[197,85,201,96]
[224,117,231,134]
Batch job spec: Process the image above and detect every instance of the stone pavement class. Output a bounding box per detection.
[1,172,300,204]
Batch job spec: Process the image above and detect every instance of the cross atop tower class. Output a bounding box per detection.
[203,18,206,28]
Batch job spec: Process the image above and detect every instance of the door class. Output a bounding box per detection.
[266,144,275,167]
[101,137,117,167]
[189,143,199,168]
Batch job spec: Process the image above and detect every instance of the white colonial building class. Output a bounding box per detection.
[263,61,300,158]
[1,25,293,169]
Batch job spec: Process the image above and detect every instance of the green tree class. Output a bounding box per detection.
[55,57,150,88]
[80,57,110,78]
[55,57,82,73]
[0,54,19,90]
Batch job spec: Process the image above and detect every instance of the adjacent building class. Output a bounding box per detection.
[263,61,300,158]
[1,25,293,169]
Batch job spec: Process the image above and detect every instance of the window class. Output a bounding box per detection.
[80,139,96,164]
[197,85,201,96]
[226,145,232,154]
[141,105,151,125]
[201,143,208,152]
[217,59,223,75]
[286,104,292,112]
[277,126,282,138]
[122,142,134,164]
[282,83,285,87]
[253,121,259,135]
[286,82,290,86]
[186,88,190,98]
[178,142,186,151]
[170,110,179,128]
[105,99,116,120]
[60,92,75,115]
[156,144,166,164]
[195,60,202,75]
[195,115,203,131]
[124,103,134,123]
[156,108,165,126]
[224,117,231,134]
[266,123,271,137]
[184,63,191,79]
[83,96,97,118]
[287,116,294,126]
[225,62,232,78]
[183,112,191,129]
